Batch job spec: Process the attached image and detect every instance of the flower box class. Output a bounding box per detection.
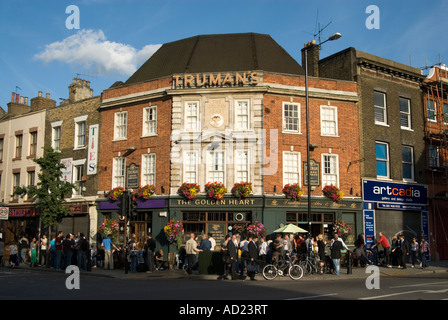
[178,182,200,200]
[231,181,252,199]
[205,182,227,200]
[322,184,344,203]
[282,183,303,201]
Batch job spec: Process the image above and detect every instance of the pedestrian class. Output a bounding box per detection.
[76,233,89,270]
[155,249,166,270]
[397,234,409,269]
[39,235,48,266]
[238,235,249,277]
[410,237,420,268]
[62,234,75,269]
[30,237,37,267]
[246,236,259,281]
[272,234,283,264]
[144,233,156,273]
[330,233,349,275]
[420,236,430,269]
[218,235,232,280]
[185,233,201,275]
[19,234,29,264]
[54,231,63,270]
[372,232,392,268]
[227,234,238,280]
[197,233,211,251]
[317,234,326,274]
[101,234,120,270]
[0,237,4,267]
[48,236,55,268]
[390,235,399,267]
[258,236,268,268]
[208,233,216,251]
[7,241,19,268]
[129,239,138,272]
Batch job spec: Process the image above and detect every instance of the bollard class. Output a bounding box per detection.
[346,250,352,274]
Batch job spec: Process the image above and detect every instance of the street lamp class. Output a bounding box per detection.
[303,32,341,244]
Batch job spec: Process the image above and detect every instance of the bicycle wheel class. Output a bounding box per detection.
[289,264,304,280]
[262,264,278,280]
[300,261,311,275]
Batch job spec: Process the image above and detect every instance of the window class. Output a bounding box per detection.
[112,157,126,188]
[15,134,23,158]
[74,116,87,148]
[283,151,300,185]
[0,138,3,161]
[402,146,414,181]
[429,145,439,167]
[27,171,35,187]
[376,142,389,178]
[321,106,338,136]
[114,111,127,140]
[52,125,61,152]
[236,150,249,182]
[235,100,249,130]
[399,97,411,129]
[184,151,198,183]
[208,151,225,182]
[143,106,157,136]
[142,153,156,186]
[283,103,300,132]
[185,102,199,131]
[374,91,387,125]
[427,99,436,122]
[322,154,339,187]
[443,103,448,124]
[12,172,20,201]
[29,131,37,157]
[73,163,85,196]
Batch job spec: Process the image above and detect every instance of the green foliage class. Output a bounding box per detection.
[12,147,77,227]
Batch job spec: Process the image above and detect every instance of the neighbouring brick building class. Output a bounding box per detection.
[423,64,448,259]
[318,46,429,253]
[45,78,101,245]
[98,33,362,255]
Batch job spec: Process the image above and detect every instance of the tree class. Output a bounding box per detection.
[13,147,77,227]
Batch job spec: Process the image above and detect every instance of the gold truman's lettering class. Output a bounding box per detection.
[173,71,261,88]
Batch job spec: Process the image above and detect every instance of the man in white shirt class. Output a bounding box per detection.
[208,233,216,251]
[185,233,201,275]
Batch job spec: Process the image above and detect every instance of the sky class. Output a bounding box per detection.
[1,0,447,109]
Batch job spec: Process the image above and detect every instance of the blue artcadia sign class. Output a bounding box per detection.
[363,179,428,206]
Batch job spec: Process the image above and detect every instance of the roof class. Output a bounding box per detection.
[125,33,304,85]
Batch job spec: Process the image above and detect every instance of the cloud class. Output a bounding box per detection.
[34,29,161,76]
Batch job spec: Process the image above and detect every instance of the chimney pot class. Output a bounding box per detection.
[20,96,24,104]
[46,93,50,99]
[15,93,20,103]
[11,92,15,102]
[38,91,42,97]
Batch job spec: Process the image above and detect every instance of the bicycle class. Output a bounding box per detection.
[296,254,319,275]
[262,257,304,280]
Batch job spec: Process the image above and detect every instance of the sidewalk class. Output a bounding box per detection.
[19,260,448,281]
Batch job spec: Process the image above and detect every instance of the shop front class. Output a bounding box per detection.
[0,205,39,244]
[362,179,429,251]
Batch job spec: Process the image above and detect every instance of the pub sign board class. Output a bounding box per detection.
[126,163,139,189]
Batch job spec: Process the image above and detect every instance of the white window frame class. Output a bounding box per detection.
[112,157,126,188]
[321,154,339,187]
[74,115,88,149]
[374,91,388,125]
[208,150,225,183]
[376,141,390,179]
[143,106,157,136]
[399,97,412,130]
[114,111,128,140]
[235,150,250,182]
[427,99,437,122]
[72,159,86,197]
[283,151,300,186]
[282,102,301,133]
[185,101,200,132]
[235,100,250,131]
[402,145,414,182]
[183,150,198,183]
[51,121,62,152]
[320,105,338,136]
[141,153,156,186]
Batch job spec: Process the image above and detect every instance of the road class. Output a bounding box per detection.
[1,268,447,302]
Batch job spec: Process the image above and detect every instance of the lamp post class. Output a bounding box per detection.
[304,32,341,242]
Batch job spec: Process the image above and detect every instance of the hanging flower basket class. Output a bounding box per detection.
[98,218,119,242]
[164,219,184,247]
[205,182,227,200]
[282,183,303,201]
[333,220,352,241]
[135,184,156,200]
[231,181,253,199]
[322,184,344,203]
[178,182,200,200]
[105,186,124,201]
[246,221,267,238]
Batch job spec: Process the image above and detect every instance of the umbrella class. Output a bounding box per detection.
[273,224,308,234]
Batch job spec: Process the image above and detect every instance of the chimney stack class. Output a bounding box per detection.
[68,77,94,102]
[301,40,320,77]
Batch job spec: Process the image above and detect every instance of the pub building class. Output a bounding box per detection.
[97,33,363,259]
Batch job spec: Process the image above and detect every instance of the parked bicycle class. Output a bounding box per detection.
[262,256,304,280]
[296,254,319,275]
